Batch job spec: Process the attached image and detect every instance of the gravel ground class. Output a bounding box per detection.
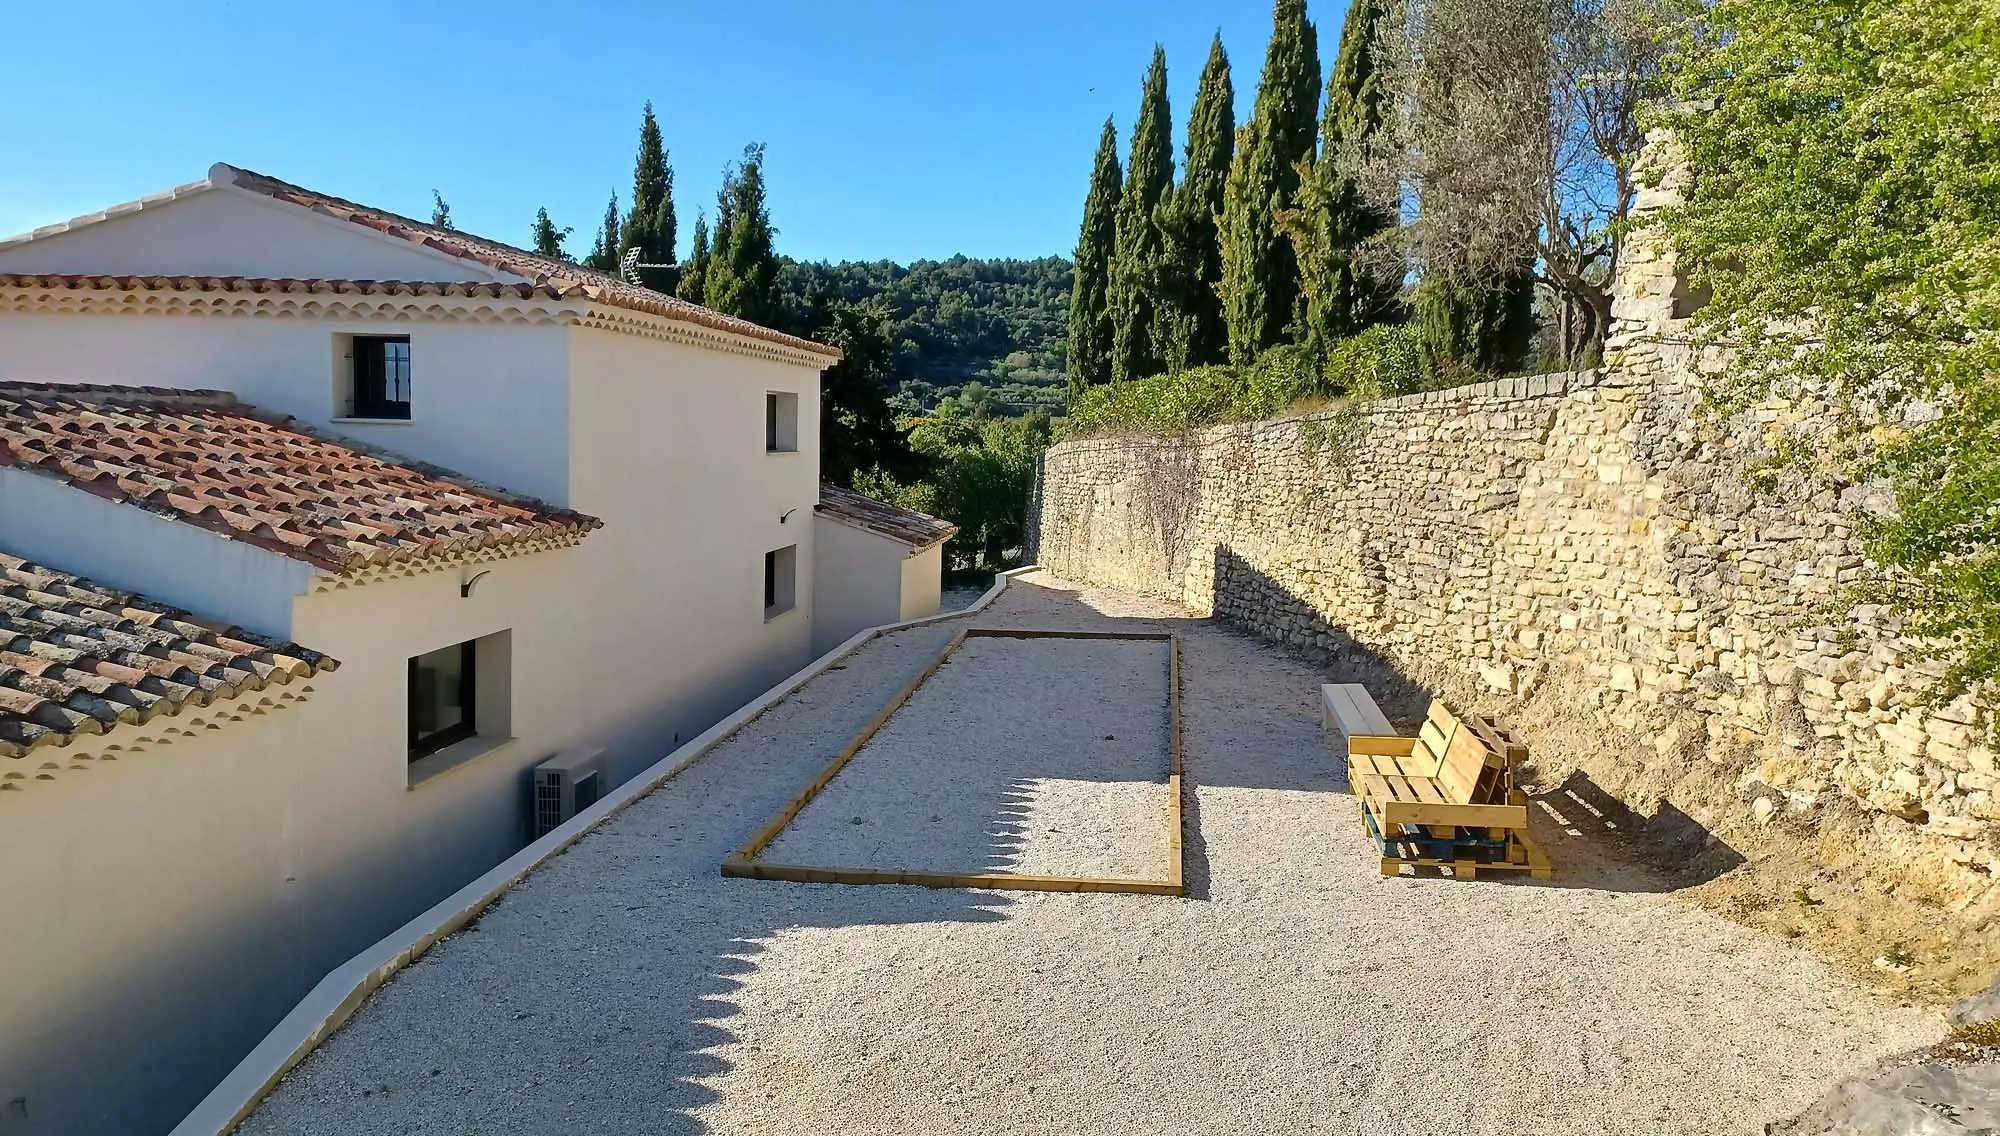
[763,634,1172,880]
[238,571,1943,1136]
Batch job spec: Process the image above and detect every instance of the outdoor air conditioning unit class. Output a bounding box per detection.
[533,748,607,838]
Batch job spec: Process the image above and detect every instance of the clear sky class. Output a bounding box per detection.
[0,0,1336,266]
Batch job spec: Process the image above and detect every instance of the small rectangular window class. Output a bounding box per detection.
[409,639,476,759]
[765,391,798,453]
[351,335,413,420]
[764,545,797,619]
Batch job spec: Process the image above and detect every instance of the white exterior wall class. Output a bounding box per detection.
[565,328,820,785]
[810,517,944,656]
[0,468,315,639]
[0,185,517,282]
[0,685,336,1136]
[0,313,573,506]
[900,542,945,621]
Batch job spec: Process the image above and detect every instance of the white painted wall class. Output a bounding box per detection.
[0,186,517,282]
[0,468,314,639]
[565,327,820,786]
[810,517,944,655]
[900,542,945,621]
[0,313,574,506]
[0,687,333,1136]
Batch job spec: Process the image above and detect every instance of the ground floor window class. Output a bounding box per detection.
[765,545,797,619]
[409,640,477,758]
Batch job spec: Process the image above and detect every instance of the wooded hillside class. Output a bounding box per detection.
[778,255,1072,416]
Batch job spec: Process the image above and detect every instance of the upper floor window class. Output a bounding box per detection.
[766,391,798,453]
[350,335,412,420]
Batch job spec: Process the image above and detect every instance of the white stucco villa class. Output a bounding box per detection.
[0,165,952,1136]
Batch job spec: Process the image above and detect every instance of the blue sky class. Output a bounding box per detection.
[0,0,1331,265]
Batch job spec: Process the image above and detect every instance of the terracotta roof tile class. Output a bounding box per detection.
[816,483,958,550]
[0,550,338,760]
[212,164,841,360]
[0,382,602,573]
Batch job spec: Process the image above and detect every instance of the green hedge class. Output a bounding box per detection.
[1062,326,1463,437]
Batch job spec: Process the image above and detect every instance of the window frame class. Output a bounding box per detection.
[351,334,413,420]
[765,390,798,453]
[408,639,478,760]
[763,544,798,620]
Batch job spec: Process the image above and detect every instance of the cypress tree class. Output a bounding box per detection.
[1416,266,1536,375]
[619,102,679,292]
[1066,118,1123,400]
[705,145,781,326]
[679,212,710,303]
[705,183,737,310]
[1157,34,1235,372]
[1108,46,1173,384]
[584,193,620,272]
[1219,0,1322,364]
[1288,0,1396,355]
[430,190,453,230]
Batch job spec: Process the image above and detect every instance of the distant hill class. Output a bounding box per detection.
[779,255,1073,416]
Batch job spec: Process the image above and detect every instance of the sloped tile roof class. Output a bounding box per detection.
[0,274,580,304]
[816,483,958,550]
[0,551,337,761]
[212,164,842,360]
[0,382,602,573]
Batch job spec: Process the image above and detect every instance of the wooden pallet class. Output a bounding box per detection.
[1337,689,1554,881]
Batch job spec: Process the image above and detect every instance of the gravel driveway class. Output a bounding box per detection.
[238,572,1942,1136]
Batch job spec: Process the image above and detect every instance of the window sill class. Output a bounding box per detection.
[764,603,797,623]
[333,416,416,426]
[765,448,800,455]
[408,734,516,788]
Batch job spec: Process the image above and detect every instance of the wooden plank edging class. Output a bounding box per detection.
[171,567,1041,1136]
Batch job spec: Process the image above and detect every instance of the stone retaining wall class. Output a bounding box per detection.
[1036,151,1999,894]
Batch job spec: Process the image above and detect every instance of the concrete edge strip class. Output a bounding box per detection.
[173,566,1040,1136]
[721,626,1185,899]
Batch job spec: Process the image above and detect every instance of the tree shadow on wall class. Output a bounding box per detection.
[1206,544,1747,894]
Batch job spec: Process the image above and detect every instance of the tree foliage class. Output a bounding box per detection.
[1156,34,1236,372]
[1661,0,2000,696]
[705,144,781,326]
[619,102,679,293]
[430,190,453,230]
[780,255,1072,415]
[1366,0,1680,369]
[1220,0,1322,364]
[1281,0,1397,356]
[814,298,924,487]
[861,406,1052,568]
[583,193,621,272]
[1110,46,1174,384]
[531,207,573,262]
[1068,119,1123,399]
[679,212,710,303]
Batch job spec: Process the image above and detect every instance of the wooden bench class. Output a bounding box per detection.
[1322,684,1551,880]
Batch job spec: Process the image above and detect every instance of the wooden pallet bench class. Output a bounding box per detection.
[1322,684,1552,880]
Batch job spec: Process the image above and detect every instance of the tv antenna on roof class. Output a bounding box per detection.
[618,246,674,286]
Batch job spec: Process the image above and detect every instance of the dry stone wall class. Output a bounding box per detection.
[1037,157,1999,893]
